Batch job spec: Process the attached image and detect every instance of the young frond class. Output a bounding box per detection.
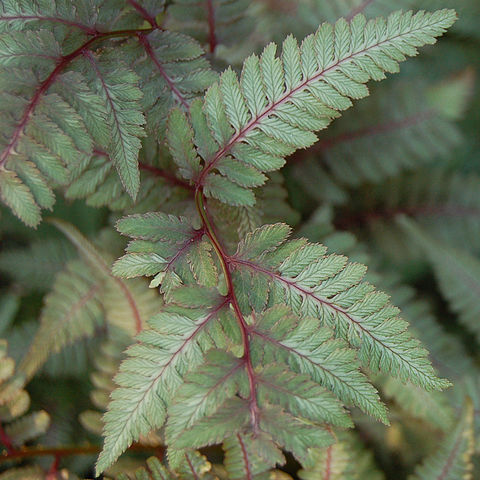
[231,224,449,392]
[168,9,456,205]
[409,398,475,480]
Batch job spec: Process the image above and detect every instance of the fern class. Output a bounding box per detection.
[409,399,475,480]
[399,217,480,343]
[1,2,477,479]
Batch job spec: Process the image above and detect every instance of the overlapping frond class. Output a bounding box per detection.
[231,223,449,391]
[17,259,103,381]
[342,169,480,262]
[96,296,235,473]
[167,9,456,205]
[294,72,470,187]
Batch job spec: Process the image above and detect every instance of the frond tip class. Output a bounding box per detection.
[168,9,457,204]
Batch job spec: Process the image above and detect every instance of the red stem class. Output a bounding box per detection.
[127,0,159,28]
[195,190,259,431]
[137,33,190,108]
[46,455,60,480]
[0,443,163,463]
[206,0,217,54]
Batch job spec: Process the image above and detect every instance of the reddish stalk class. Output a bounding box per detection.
[0,443,163,463]
[237,434,253,480]
[0,423,14,455]
[46,455,60,480]
[206,0,217,54]
[137,33,190,108]
[195,190,259,431]
[139,163,194,191]
[127,0,159,27]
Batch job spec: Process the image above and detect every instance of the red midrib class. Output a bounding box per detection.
[196,20,444,187]
[231,256,430,378]
[237,434,253,480]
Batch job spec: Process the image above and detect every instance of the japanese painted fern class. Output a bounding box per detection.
[1,1,477,479]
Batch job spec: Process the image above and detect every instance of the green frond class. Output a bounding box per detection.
[79,51,145,198]
[113,212,217,297]
[409,399,475,480]
[250,305,388,423]
[96,298,233,474]
[399,217,480,343]
[232,224,449,392]
[50,219,163,335]
[183,9,456,206]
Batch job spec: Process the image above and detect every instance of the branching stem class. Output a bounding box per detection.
[195,189,259,431]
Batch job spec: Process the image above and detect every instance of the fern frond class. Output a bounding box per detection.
[130,30,217,134]
[299,431,384,480]
[17,259,102,381]
[294,72,470,187]
[223,433,284,480]
[170,9,457,205]
[167,0,253,53]
[231,223,449,392]
[50,219,162,335]
[113,212,218,297]
[341,169,480,262]
[96,297,234,473]
[399,217,480,343]
[409,398,475,480]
